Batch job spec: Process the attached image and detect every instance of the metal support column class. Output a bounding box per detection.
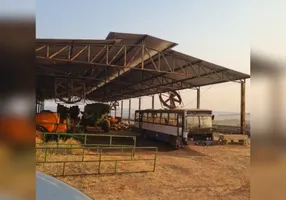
[121,101,123,118]
[128,99,131,124]
[151,95,155,109]
[197,87,200,109]
[240,80,246,135]
[38,100,44,113]
[139,97,141,110]
[114,106,117,117]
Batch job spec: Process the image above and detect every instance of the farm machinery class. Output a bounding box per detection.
[35,104,81,140]
[35,102,124,138]
[80,103,113,133]
[79,103,132,132]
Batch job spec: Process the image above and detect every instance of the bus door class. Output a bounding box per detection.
[177,113,183,138]
[139,112,143,129]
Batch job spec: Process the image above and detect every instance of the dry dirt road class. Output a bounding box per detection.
[54,144,250,200]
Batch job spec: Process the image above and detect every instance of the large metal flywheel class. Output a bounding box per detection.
[159,90,182,109]
[55,78,85,104]
[109,101,119,110]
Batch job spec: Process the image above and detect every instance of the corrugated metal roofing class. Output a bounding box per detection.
[36,32,250,102]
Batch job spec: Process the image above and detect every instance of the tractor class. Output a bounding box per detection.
[36,102,117,140]
[80,103,113,133]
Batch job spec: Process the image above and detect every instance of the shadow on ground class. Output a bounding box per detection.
[74,129,206,157]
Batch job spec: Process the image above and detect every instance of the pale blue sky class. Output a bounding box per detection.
[36,0,250,112]
[0,0,34,16]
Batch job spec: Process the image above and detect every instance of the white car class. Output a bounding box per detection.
[36,171,93,200]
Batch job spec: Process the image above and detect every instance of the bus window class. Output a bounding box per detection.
[169,113,177,126]
[160,113,168,124]
[185,116,199,129]
[147,113,153,123]
[178,115,182,126]
[142,113,147,122]
[135,112,139,122]
[200,116,212,128]
[153,113,160,123]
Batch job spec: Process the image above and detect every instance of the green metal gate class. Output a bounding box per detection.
[37,132,137,147]
[36,132,157,176]
[36,146,158,176]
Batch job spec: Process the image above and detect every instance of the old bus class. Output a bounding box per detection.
[134,109,214,148]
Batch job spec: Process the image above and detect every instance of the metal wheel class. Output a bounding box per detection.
[109,101,119,110]
[159,91,182,109]
[55,78,85,104]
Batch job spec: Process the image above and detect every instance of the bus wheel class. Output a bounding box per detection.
[175,138,181,149]
[141,130,147,139]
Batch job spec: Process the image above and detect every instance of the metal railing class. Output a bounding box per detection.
[36,146,158,176]
[36,132,136,148]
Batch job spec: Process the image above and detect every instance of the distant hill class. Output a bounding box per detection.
[213,111,250,116]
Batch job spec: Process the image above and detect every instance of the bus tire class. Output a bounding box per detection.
[175,137,182,149]
[141,129,147,138]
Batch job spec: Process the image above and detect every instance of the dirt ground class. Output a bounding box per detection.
[36,130,250,200]
[37,139,250,200]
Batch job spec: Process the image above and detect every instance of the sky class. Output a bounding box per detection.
[36,0,250,113]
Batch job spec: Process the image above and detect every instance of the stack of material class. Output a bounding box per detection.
[110,122,134,131]
[107,116,118,124]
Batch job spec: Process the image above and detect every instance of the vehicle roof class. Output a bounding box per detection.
[36,171,92,200]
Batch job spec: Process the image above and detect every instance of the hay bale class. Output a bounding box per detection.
[36,130,44,140]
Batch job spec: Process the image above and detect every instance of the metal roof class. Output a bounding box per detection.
[36,32,250,102]
[136,108,213,112]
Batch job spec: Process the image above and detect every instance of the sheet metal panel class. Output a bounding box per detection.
[36,32,250,102]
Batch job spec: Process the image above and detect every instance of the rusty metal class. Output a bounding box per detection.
[197,87,200,109]
[159,91,182,109]
[36,99,44,113]
[109,101,119,110]
[128,99,131,124]
[139,97,142,110]
[240,79,246,134]
[36,34,250,103]
[104,75,196,101]
[36,132,137,147]
[54,78,86,104]
[36,146,158,176]
[36,43,242,79]
[120,100,123,118]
